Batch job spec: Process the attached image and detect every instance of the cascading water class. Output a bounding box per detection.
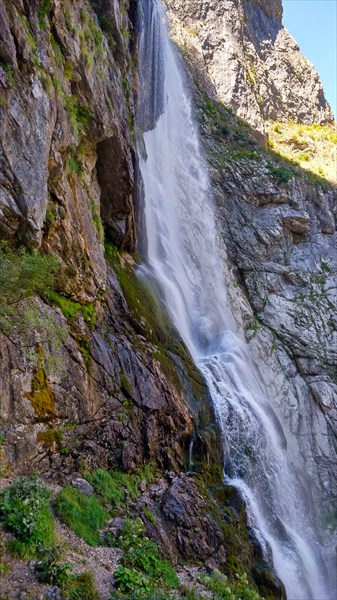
[136,1,335,598]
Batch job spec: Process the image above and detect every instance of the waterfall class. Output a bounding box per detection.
[136,1,335,598]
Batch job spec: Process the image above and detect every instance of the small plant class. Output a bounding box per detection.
[114,519,179,590]
[114,566,153,595]
[36,546,99,599]
[267,162,294,183]
[35,545,72,586]
[54,487,107,546]
[202,569,260,600]
[0,476,56,558]
[38,0,53,28]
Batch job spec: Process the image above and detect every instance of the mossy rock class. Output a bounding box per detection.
[25,350,56,421]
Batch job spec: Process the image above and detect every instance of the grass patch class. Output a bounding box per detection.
[85,465,157,510]
[44,290,95,327]
[0,477,56,558]
[54,487,107,546]
[0,244,61,349]
[267,121,337,184]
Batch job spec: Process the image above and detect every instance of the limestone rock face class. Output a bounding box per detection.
[0,0,135,302]
[193,91,337,508]
[165,0,334,132]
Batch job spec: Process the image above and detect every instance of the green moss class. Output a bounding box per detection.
[44,290,95,327]
[64,59,74,80]
[120,371,132,394]
[38,0,53,28]
[74,334,91,372]
[25,351,56,421]
[37,427,63,450]
[54,487,107,546]
[105,242,172,346]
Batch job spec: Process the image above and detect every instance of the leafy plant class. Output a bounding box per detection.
[54,487,107,546]
[0,477,56,558]
[113,519,179,590]
[36,546,99,599]
[114,567,153,595]
[36,546,72,586]
[202,569,260,600]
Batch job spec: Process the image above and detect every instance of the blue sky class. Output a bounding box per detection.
[283,0,337,119]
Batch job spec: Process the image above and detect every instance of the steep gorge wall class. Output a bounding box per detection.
[0,0,220,478]
[0,0,336,596]
[165,0,334,132]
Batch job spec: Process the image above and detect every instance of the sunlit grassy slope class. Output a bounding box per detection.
[267,121,337,183]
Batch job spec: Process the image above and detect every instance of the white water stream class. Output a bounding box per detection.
[136,1,334,598]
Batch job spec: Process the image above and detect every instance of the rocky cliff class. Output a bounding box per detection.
[0,0,336,598]
[165,0,335,132]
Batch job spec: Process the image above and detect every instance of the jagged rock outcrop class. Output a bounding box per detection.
[165,0,334,132]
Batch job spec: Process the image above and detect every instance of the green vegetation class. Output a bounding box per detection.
[54,487,107,546]
[24,347,56,420]
[64,97,92,141]
[44,290,95,327]
[267,162,294,184]
[267,121,337,184]
[50,33,63,68]
[105,242,172,345]
[202,569,260,599]
[38,0,53,28]
[0,477,56,558]
[0,476,101,597]
[0,244,59,342]
[0,434,9,478]
[85,465,157,510]
[111,518,179,596]
[89,201,104,242]
[74,333,91,371]
[36,546,99,599]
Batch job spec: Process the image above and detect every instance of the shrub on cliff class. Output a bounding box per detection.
[0,476,56,558]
